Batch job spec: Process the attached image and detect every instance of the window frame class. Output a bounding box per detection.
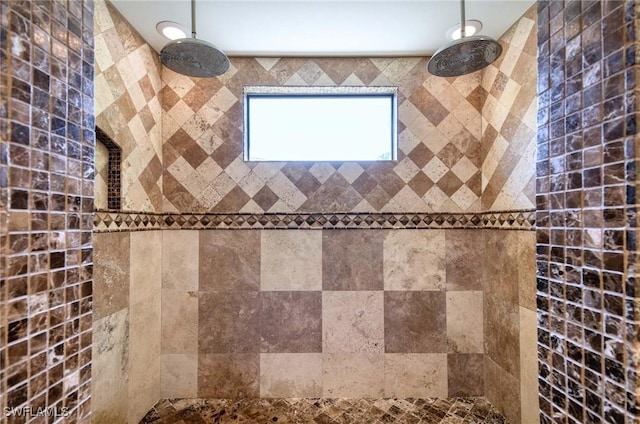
[243,85,398,162]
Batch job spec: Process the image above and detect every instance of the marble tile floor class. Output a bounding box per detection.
[139,397,509,424]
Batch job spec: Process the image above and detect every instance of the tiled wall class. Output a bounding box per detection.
[1,0,95,422]
[536,1,639,423]
[161,58,484,213]
[160,228,534,410]
[93,0,162,213]
[482,7,538,211]
[91,231,161,423]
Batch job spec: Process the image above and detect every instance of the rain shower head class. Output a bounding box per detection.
[159,0,230,78]
[427,0,502,77]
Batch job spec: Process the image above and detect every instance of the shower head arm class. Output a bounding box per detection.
[191,0,197,38]
[460,0,466,38]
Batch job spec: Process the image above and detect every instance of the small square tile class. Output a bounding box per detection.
[323,291,384,353]
[199,292,260,353]
[446,291,484,353]
[198,354,259,398]
[384,353,448,397]
[260,291,322,353]
[322,353,384,397]
[199,231,260,291]
[261,230,322,291]
[383,230,445,290]
[322,230,383,290]
[385,291,446,353]
[260,353,322,397]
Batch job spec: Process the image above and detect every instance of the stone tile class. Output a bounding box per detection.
[261,230,322,291]
[517,231,536,310]
[199,231,260,291]
[162,230,199,291]
[198,354,260,398]
[446,291,483,353]
[161,290,198,353]
[519,307,540,423]
[447,353,484,396]
[130,231,162,304]
[484,294,520,378]
[485,357,521,424]
[92,232,130,320]
[260,291,322,353]
[322,353,384,397]
[385,291,446,353]
[161,354,198,399]
[483,230,519,304]
[260,353,322,398]
[384,353,448,398]
[91,309,129,424]
[199,292,260,353]
[322,291,384,353]
[445,230,484,291]
[383,230,446,290]
[322,230,384,290]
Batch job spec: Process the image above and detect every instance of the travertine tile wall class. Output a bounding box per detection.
[482,6,538,211]
[1,0,95,422]
[536,1,639,423]
[161,229,527,401]
[92,231,161,424]
[93,0,162,213]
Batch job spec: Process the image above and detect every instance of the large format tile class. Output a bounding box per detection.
[447,353,484,396]
[484,294,520,378]
[383,230,446,291]
[199,292,260,353]
[446,291,483,353]
[323,291,384,353]
[445,230,484,291]
[130,231,162,304]
[161,354,198,398]
[260,353,322,398]
[162,290,198,353]
[384,291,446,353]
[384,353,448,397]
[198,354,260,398]
[162,230,199,291]
[519,307,540,423]
[322,353,384,397]
[485,357,521,424]
[322,230,384,290]
[93,232,130,320]
[260,291,322,353]
[261,230,322,291]
[199,231,260,291]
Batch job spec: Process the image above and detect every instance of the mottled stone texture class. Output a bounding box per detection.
[1,0,95,421]
[536,1,639,423]
[94,0,163,212]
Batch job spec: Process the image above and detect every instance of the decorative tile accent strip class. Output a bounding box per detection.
[94,210,535,232]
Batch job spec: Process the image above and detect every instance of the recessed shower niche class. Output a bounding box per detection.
[95,127,122,211]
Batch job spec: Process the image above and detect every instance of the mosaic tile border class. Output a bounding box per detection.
[94,210,535,232]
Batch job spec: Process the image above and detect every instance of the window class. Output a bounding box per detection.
[244,86,397,162]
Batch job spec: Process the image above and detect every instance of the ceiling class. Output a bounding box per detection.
[110,0,535,57]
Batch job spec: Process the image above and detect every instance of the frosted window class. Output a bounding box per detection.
[244,86,397,162]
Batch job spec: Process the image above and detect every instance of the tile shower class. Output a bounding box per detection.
[1,2,637,424]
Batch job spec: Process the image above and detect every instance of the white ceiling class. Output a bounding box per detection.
[110,0,535,57]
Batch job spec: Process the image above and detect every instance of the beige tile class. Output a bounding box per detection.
[260,353,322,398]
[261,230,322,291]
[162,230,199,291]
[520,307,540,424]
[518,231,537,310]
[128,292,161,423]
[130,231,162,304]
[161,354,198,398]
[323,291,384,353]
[162,290,198,353]
[483,230,519,304]
[384,353,448,398]
[323,353,384,397]
[91,309,129,424]
[446,291,484,353]
[485,357,521,424]
[383,230,445,290]
[92,232,130,320]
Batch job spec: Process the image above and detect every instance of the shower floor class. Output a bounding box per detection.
[139,397,509,423]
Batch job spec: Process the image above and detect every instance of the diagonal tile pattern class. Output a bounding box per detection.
[94,0,163,212]
[162,58,485,214]
[140,397,510,424]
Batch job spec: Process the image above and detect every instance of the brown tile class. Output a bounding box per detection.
[92,232,130,320]
[198,354,259,398]
[410,86,449,126]
[260,291,322,353]
[199,292,260,353]
[384,291,446,353]
[484,294,520,378]
[485,357,521,424]
[483,230,519,304]
[445,230,483,291]
[322,230,383,290]
[199,230,260,292]
[447,353,484,396]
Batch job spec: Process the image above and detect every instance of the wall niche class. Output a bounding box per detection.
[95,127,122,210]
